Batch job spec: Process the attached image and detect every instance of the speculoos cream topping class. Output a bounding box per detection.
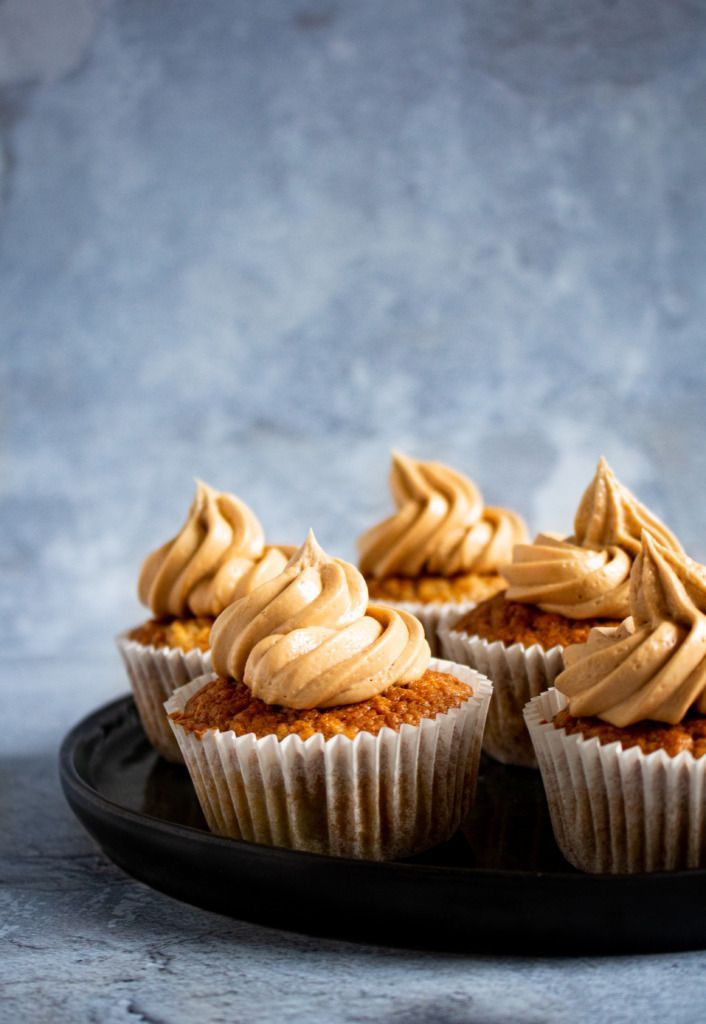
[503,533,633,619]
[138,480,287,618]
[210,531,431,709]
[357,452,527,579]
[573,456,682,554]
[503,458,682,620]
[556,532,706,726]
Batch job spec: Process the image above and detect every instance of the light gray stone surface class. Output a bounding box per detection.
[3,1,706,1020]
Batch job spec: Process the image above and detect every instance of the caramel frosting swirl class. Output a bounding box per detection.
[574,456,683,555]
[557,532,706,726]
[503,533,633,619]
[357,452,528,579]
[211,531,431,709]
[503,458,682,620]
[138,481,288,618]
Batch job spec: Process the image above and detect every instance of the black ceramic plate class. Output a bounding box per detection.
[59,693,706,954]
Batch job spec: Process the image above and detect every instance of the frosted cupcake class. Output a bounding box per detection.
[358,452,528,654]
[440,458,683,767]
[525,532,706,873]
[117,480,288,762]
[166,531,492,859]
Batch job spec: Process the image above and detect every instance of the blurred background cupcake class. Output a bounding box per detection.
[525,532,706,873]
[357,451,528,655]
[167,531,492,859]
[440,457,683,767]
[117,479,289,762]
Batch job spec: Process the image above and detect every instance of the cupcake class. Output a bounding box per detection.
[117,480,289,762]
[357,451,528,654]
[525,532,706,873]
[166,531,493,859]
[440,457,683,767]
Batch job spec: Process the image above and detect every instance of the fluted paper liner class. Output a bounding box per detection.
[165,657,492,860]
[524,687,706,874]
[438,612,564,768]
[386,600,475,657]
[116,631,212,764]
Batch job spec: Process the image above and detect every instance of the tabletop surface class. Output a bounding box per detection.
[2,654,705,1024]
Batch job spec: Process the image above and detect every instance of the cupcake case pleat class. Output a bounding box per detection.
[524,687,706,873]
[437,617,564,768]
[116,633,212,763]
[165,658,493,860]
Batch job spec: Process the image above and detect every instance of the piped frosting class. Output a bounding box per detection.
[358,452,527,579]
[574,456,682,554]
[138,481,288,618]
[556,532,706,726]
[503,458,682,620]
[211,530,431,708]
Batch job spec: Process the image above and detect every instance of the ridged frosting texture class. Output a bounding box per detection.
[503,533,633,619]
[556,532,706,726]
[503,458,683,620]
[357,452,528,579]
[138,481,288,618]
[574,456,682,554]
[211,531,431,709]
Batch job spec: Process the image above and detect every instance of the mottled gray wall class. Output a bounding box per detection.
[2,0,706,657]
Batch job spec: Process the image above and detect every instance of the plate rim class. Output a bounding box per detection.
[59,691,706,888]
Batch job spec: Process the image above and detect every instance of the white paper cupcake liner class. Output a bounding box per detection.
[165,657,493,860]
[116,631,212,764]
[384,600,474,657]
[524,688,706,874]
[437,614,564,768]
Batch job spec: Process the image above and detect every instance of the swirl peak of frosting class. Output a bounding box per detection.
[357,452,528,579]
[138,480,288,619]
[556,532,706,726]
[503,458,682,621]
[211,529,431,709]
[574,457,683,556]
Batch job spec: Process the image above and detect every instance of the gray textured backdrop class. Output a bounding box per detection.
[2,0,706,658]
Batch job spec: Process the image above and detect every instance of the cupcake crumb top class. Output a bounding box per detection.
[171,669,471,741]
[553,707,706,758]
[128,617,212,653]
[453,592,615,650]
[367,572,506,605]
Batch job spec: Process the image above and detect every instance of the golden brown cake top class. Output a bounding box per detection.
[553,707,706,758]
[557,532,706,726]
[502,457,682,620]
[367,571,506,606]
[210,531,430,709]
[128,616,212,653]
[171,669,470,741]
[138,480,288,619]
[357,452,527,580]
[454,592,613,650]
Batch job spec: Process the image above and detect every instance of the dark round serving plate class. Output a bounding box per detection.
[59,693,706,955]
